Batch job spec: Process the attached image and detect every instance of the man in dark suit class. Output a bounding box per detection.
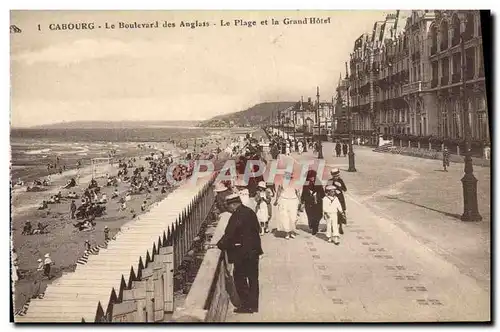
[217,194,263,314]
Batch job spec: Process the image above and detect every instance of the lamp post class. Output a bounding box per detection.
[346,62,357,172]
[459,32,482,222]
[293,108,297,143]
[316,86,324,159]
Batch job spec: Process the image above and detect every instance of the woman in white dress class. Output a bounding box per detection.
[273,171,300,239]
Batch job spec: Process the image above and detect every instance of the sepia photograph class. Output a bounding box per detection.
[9,9,491,323]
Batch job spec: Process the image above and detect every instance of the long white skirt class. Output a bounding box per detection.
[277,198,298,233]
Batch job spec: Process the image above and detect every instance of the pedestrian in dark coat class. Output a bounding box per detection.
[217,194,263,314]
[335,142,342,157]
[443,147,450,172]
[342,142,348,157]
[300,170,325,235]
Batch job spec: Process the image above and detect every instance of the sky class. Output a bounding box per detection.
[10,10,389,127]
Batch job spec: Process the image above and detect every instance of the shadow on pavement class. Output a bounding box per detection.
[272,230,288,239]
[384,196,462,220]
[433,169,447,172]
[296,224,311,233]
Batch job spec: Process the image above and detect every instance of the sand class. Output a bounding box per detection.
[10,130,256,312]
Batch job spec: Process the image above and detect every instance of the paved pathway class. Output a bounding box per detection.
[226,192,489,322]
[225,147,490,322]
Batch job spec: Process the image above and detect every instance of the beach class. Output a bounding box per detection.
[11,128,236,312]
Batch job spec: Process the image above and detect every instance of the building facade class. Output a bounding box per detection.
[333,74,349,134]
[428,10,488,143]
[341,10,489,149]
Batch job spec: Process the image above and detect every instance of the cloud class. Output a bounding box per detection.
[13,39,185,66]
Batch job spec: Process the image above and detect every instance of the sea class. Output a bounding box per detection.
[10,127,223,182]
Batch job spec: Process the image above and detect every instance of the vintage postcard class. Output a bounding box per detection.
[10,10,491,323]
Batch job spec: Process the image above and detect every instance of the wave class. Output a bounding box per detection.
[24,148,51,155]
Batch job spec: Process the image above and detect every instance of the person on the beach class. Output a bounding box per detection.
[100,193,107,204]
[43,253,53,279]
[70,200,76,219]
[84,240,91,253]
[141,201,147,212]
[36,258,43,272]
[104,226,110,241]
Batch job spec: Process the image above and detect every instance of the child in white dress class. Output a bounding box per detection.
[322,185,344,245]
[255,181,272,235]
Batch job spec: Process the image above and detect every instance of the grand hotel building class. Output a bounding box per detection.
[344,10,489,148]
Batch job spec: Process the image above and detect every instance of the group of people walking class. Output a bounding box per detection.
[213,167,349,314]
[270,136,317,159]
[335,141,349,158]
[213,132,350,315]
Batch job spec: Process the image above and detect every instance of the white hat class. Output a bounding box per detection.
[225,193,242,204]
[104,226,109,229]
[44,253,50,258]
[325,185,335,191]
[37,259,42,262]
[214,182,227,192]
[258,181,266,189]
[330,168,340,176]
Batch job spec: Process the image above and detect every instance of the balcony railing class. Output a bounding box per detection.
[401,81,431,95]
[440,76,449,86]
[452,72,461,84]
[464,30,474,41]
[466,68,475,81]
[479,64,485,77]
[440,41,448,52]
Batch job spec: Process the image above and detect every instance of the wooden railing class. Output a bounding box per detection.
[171,213,231,322]
[99,174,218,322]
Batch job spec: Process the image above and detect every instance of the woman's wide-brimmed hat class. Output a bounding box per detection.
[225,193,242,205]
[214,182,227,192]
[258,181,267,189]
[44,253,50,258]
[325,185,335,191]
[330,168,340,176]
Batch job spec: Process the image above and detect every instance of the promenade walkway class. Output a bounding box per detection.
[225,151,490,322]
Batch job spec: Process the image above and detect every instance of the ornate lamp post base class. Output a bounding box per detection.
[348,150,356,172]
[460,173,482,221]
